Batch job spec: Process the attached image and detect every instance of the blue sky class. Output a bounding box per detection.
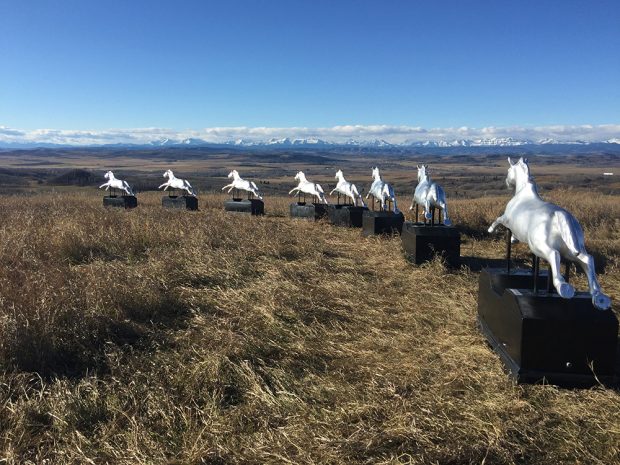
[1,0,619,143]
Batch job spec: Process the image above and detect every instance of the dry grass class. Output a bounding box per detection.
[0,188,618,464]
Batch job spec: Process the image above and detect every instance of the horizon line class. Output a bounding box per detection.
[1,123,619,146]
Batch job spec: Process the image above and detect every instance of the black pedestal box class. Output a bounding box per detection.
[103,195,137,209]
[477,268,618,386]
[290,202,328,220]
[401,222,460,267]
[162,195,198,210]
[224,199,264,215]
[327,205,368,228]
[362,210,404,236]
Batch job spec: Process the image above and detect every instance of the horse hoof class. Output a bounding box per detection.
[443,219,452,226]
[592,292,612,311]
[487,226,494,233]
[557,282,575,299]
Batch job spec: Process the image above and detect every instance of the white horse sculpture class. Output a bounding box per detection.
[488,157,611,310]
[99,171,134,196]
[221,170,262,199]
[289,171,328,204]
[410,165,452,226]
[366,167,399,213]
[158,169,196,196]
[329,169,366,207]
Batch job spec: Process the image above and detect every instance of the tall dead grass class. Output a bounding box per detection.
[0,189,618,464]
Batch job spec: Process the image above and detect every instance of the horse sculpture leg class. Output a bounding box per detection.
[488,215,506,234]
[424,201,432,220]
[537,246,575,299]
[439,201,452,226]
[573,253,612,310]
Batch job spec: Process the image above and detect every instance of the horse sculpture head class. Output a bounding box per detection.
[416,164,428,182]
[104,170,114,180]
[506,157,530,189]
[371,167,381,180]
[335,169,344,180]
[294,171,305,182]
[227,169,238,179]
[163,169,173,179]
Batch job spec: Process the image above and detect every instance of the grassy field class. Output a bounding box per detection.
[0,178,618,463]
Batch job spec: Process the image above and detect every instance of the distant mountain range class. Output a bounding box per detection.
[1,136,619,150]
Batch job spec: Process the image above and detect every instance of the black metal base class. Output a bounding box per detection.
[327,204,368,228]
[103,195,137,209]
[162,195,198,210]
[289,202,328,220]
[477,268,618,386]
[401,222,461,267]
[362,210,405,236]
[224,198,265,215]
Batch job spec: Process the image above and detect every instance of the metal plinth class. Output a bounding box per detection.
[327,205,368,228]
[224,199,265,215]
[103,195,137,209]
[362,210,404,236]
[289,202,328,221]
[162,195,198,210]
[401,222,460,267]
[477,268,618,386]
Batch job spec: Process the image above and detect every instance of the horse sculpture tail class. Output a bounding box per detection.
[185,180,196,196]
[554,210,586,256]
[429,183,439,202]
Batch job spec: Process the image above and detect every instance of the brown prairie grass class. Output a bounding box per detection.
[0,189,618,464]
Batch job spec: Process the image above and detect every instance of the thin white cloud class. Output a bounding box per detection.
[0,124,618,145]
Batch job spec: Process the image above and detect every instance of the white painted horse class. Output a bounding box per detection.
[329,169,366,207]
[410,165,452,226]
[158,169,196,196]
[221,170,262,199]
[99,171,134,196]
[366,167,399,213]
[488,157,611,310]
[289,171,328,204]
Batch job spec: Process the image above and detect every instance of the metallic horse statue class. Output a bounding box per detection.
[159,169,197,196]
[366,167,399,213]
[99,171,134,196]
[410,164,452,226]
[289,171,328,204]
[488,157,611,310]
[329,169,366,207]
[222,170,262,199]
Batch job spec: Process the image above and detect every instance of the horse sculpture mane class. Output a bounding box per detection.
[488,157,610,310]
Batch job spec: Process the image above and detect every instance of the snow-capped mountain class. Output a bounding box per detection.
[180,138,208,145]
[407,137,531,147]
[149,138,174,146]
[2,136,619,150]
